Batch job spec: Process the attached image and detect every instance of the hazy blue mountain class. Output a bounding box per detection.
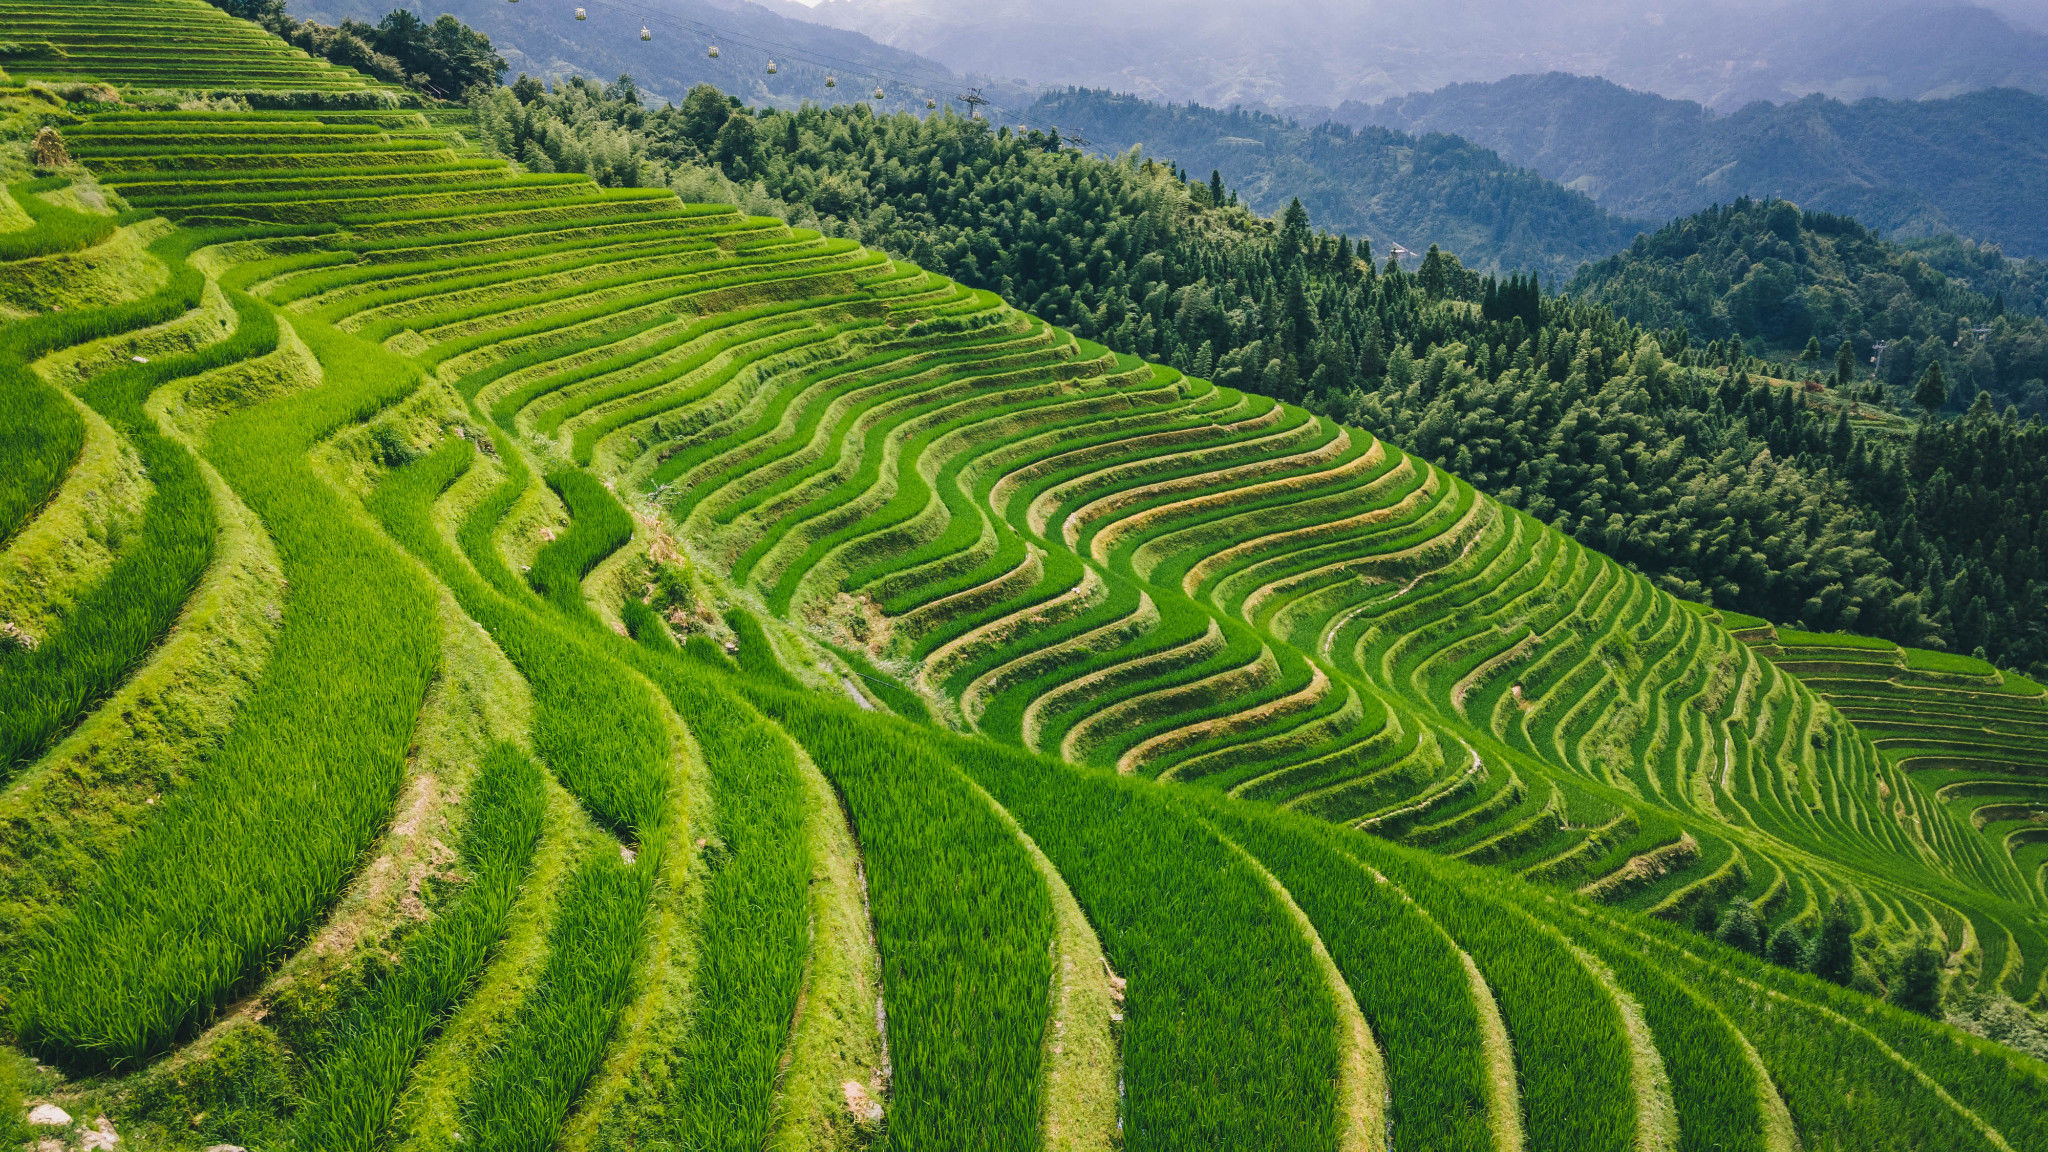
[789,0,2048,111]
[1029,88,1648,282]
[295,0,1005,110]
[1347,74,2048,258]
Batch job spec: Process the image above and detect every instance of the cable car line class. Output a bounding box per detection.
[488,0,1035,124]
[386,0,1040,127]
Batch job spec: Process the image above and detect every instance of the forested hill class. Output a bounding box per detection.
[1568,197,2048,417]
[474,80,2047,675]
[1347,74,2048,259]
[1026,88,1647,282]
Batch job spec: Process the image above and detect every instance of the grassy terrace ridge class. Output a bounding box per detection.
[2,6,2048,1149]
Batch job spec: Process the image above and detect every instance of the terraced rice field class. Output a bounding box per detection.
[0,0,377,92]
[1737,620,2048,984]
[3,4,2046,1148]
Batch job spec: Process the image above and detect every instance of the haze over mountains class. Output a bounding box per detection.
[789,0,2048,111]
[1028,89,1647,281]
[1349,75,2048,258]
[297,0,998,108]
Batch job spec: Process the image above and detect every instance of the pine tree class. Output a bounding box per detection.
[1835,339,1854,387]
[1278,198,1311,267]
[1808,895,1857,985]
[1418,244,1451,298]
[1915,361,1948,414]
[1801,335,1823,361]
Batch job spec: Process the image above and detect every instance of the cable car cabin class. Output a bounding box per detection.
[575,7,586,18]
[708,45,720,57]
[874,87,885,99]
[927,98,938,109]
[825,76,837,87]
[640,26,652,40]
[767,60,779,74]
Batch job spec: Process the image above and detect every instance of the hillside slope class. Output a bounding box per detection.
[1027,88,1647,281]
[1349,75,2048,260]
[456,81,2048,678]
[3,4,2047,1150]
[1568,197,2048,415]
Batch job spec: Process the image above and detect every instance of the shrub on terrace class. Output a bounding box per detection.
[1714,897,1765,956]
[1766,923,1809,969]
[1889,938,1946,1018]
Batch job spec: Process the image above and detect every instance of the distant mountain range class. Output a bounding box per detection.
[1346,74,2048,259]
[1029,89,1647,282]
[295,0,1026,111]
[789,0,2048,111]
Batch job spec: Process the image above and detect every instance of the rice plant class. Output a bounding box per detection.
[0,361,82,551]
[1194,799,1499,1152]
[528,470,631,622]
[0,178,123,261]
[457,849,656,1151]
[0,266,294,775]
[1334,825,1640,1152]
[607,647,816,1148]
[6,32,2048,1149]
[949,736,1343,1151]
[750,692,1057,1152]
[10,289,440,1069]
[371,438,668,841]
[292,744,546,1152]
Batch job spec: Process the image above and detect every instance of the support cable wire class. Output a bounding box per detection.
[387,0,1039,125]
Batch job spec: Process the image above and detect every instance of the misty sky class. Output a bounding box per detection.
[782,0,2048,34]
[778,0,2048,111]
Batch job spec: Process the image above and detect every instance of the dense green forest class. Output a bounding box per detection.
[203,0,503,95]
[1021,87,1646,281]
[1351,76,2048,260]
[1570,198,2048,416]
[1900,234,2048,320]
[469,78,2048,675]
